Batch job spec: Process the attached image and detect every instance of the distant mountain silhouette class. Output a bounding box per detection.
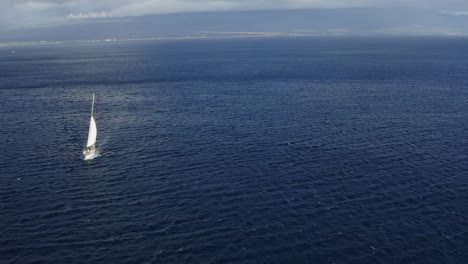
[2,8,468,42]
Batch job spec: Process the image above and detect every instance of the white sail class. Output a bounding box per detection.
[87,115,97,147]
[86,92,97,147]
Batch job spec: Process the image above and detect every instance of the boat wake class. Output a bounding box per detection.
[81,149,100,160]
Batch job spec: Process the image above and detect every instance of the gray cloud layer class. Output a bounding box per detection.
[2,0,468,30]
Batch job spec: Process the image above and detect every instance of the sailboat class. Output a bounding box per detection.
[83,92,97,160]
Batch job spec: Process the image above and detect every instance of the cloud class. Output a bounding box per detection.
[67,0,240,19]
[63,0,371,19]
[449,11,468,16]
[0,1,64,30]
[2,0,468,30]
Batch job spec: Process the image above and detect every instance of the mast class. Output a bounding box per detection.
[91,92,95,117]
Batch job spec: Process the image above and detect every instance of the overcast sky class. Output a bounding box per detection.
[2,0,468,31]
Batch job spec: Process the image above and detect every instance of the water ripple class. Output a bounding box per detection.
[1,38,468,264]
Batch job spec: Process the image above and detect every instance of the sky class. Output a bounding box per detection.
[2,0,468,31]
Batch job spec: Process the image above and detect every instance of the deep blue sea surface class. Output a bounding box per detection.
[1,37,468,263]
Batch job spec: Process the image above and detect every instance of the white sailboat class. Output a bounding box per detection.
[83,92,97,160]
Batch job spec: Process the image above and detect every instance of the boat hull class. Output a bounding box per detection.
[83,148,96,160]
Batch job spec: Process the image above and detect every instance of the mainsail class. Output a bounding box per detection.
[86,93,97,147]
[87,116,97,147]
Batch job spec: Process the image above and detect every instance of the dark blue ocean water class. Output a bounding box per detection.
[1,37,468,263]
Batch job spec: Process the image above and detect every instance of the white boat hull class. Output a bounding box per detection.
[83,148,96,160]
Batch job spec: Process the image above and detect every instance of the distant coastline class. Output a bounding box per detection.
[0,32,308,48]
[2,31,468,48]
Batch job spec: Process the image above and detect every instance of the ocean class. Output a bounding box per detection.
[1,37,467,263]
